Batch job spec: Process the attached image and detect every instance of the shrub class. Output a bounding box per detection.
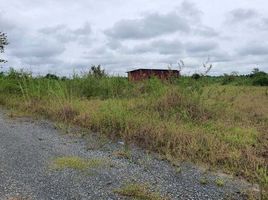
[221,73,236,85]
[252,76,268,86]
[191,73,201,80]
[45,73,59,80]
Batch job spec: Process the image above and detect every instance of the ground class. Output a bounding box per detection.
[0,109,255,200]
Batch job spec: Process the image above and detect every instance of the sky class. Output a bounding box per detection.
[0,0,268,76]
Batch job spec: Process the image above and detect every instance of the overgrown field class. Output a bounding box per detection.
[0,69,267,195]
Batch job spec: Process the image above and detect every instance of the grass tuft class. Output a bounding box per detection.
[114,183,169,200]
[215,178,225,187]
[50,156,107,171]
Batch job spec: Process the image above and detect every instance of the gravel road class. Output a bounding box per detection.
[0,109,252,200]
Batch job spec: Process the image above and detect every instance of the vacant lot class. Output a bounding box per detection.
[0,69,267,197]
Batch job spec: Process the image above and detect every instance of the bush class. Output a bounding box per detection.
[221,74,236,85]
[45,73,59,80]
[252,76,268,86]
[191,73,201,80]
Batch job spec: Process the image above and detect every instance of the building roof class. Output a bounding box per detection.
[126,68,180,73]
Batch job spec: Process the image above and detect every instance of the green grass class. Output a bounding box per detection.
[114,183,168,200]
[50,156,107,171]
[0,68,267,196]
[215,179,225,187]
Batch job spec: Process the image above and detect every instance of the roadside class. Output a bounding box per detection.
[0,109,255,200]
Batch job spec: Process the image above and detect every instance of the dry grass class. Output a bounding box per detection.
[112,149,132,159]
[0,75,267,197]
[114,183,169,200]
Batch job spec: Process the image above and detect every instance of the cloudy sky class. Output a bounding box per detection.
[0,0,268,76]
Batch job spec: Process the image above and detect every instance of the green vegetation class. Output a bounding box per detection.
[114,183,168,200]
[215,179,225,187]
[112,148,132,160]
[0,67,267,196]
[199,177,208,185]
[50,156,107,171]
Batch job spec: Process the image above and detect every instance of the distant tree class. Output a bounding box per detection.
[89,65,106,77]
[191,73,201,80]
[231,71,239,76]
[61,76,68,81]
[250,67,267,78]
[249,67,268,86]
[0,32,8,63]
[252,68,260,74]
[45,73,59,80]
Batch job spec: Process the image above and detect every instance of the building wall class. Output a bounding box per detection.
[128,69,180,81]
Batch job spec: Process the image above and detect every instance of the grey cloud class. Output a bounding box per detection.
[125,39,221,60]
[227,8,258,23]
[73,23,92,35]
[20,56,62,66]
[185,41,218,54]
[194,26,218,37]
[2,0,268,76]
[39,22,92,44]
[238,43,268,56]
[0,14,66,67]
[105,1,218,41]
[259,18,268,30]
[0,13,15,32]
[106,39,122,50]
[105,12,191,40]
[12,39,65,58]
[263,18,268,26]
[179,1,202,21]
[130,39,183,55]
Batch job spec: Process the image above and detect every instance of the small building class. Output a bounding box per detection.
[127,68,180,81]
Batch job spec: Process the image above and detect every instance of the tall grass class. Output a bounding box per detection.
[0,69,267,196]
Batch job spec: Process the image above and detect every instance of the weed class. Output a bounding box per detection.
[113,149,132,160]
[215,178,225,187]
[256,166,268,200]
[200,177,208,185]
[175,167,182,174]
[114,183,168,200]
[50,156,107,171]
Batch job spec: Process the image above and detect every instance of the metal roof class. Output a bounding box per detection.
[126,68,180,73]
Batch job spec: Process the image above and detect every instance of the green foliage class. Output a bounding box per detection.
[191,73,201,80]
[50,156,107,171]
[222,73,236,85]
[252,76,268,86]
[215,179,225,187]
[45,73,60,80]
[248,68,268,86]
[114,183,167,200]
[88,64,106,78]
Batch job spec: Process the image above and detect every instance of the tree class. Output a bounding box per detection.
[89,65,106,77]
[0,32,8,63]
[45,73,59,80]
[252,68,260,74]
[250,67,267,78]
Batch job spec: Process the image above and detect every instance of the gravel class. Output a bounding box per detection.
[0,110,252,200]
